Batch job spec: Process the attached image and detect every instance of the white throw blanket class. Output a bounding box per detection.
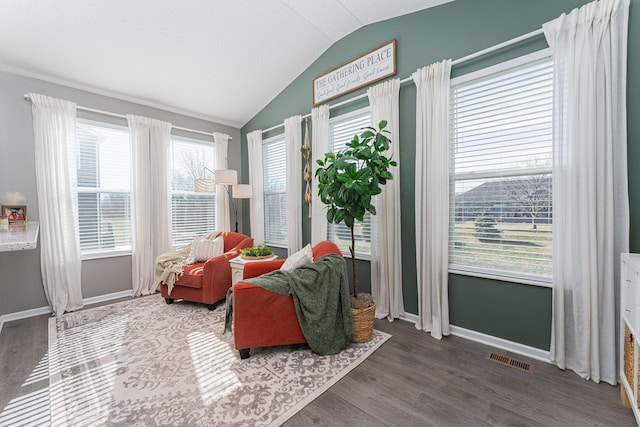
[155,232,218,295]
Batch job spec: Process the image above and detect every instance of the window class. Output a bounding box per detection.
[76,121,132,257]
[328,108,372,258]
[170,136,216,246]
[262,134,287,246]
[449,51,553,283]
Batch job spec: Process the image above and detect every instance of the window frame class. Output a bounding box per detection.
[262,133,288,248]
[76,118,132,260]
[448,49,554,288]
[169,134,217,248]
[327,106,373,260]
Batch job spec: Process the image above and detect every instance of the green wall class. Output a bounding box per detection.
[242,0,640,351]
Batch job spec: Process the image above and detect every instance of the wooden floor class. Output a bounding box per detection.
[0,300,636,427]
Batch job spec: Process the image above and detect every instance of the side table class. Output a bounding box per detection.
[229,255,278,285]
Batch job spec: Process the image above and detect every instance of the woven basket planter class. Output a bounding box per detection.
[351,302,376,343]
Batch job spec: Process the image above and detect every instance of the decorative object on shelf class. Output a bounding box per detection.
[301,118,312,218]
[315,120,397,342]
[2,204,27,224]
[194,167,252,232]
[240,244,274,260]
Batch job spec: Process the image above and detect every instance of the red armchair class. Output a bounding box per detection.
[232,240,342,359]
[160,231,253,309]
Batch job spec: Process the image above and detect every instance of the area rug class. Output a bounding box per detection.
[48,294,391,426]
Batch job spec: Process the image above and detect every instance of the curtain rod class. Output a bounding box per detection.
[23,94,231,140]
[260,27,545,135]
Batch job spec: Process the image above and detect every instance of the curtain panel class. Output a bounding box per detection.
[247,130,265,244]
[544,0,630,384]
[310,105,330,245]
[29,93,84,315]
[213,132,231,232]
[128,114,172,297]
[412,60,452,339]
[367,79,404,320]
[284,115,303,255]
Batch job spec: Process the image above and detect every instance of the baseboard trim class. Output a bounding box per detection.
[449,325,552,364]
[83,290,133,306]
[395,312,551,364]
[2,305,51,323]
[0,289,134,332]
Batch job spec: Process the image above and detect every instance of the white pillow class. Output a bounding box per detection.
[281,244,313,271]
[186,235,224,264]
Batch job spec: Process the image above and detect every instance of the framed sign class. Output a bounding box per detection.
[312,39,396,106]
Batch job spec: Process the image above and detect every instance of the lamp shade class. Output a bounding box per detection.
[233,184,252,199]
[194,179,216,193]
[214,169,238,185]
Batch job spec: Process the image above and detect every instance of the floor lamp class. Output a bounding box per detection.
[194,169,251,232]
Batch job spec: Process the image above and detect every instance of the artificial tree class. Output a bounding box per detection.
[315,120,397,308]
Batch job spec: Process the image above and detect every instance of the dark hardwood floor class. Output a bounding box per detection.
[0,300,635,426]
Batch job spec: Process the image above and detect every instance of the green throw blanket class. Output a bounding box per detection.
[225,253,354,356]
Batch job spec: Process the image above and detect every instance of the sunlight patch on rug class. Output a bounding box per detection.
[48,294,391,426]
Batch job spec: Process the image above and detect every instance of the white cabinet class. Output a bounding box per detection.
[620,253,640,424]
[229,255,278,285]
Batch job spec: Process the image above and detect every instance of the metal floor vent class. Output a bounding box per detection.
[487,352,533,373]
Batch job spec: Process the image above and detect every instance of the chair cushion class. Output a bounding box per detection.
[175,263,204,288]
[186,235,224,264]
[281,243,313,271]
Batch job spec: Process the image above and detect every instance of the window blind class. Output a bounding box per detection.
[263,135,287,245]
[449,55,553,281]
[76,121,132,256]
[328,109,372,258]
[170,137,216,246]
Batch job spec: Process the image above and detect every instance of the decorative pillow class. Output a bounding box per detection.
[281,244,313,271]
[186,235,224,264]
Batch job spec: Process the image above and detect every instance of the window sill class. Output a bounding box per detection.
[448,266,552,288]
[81,250,132,261]
[265,242,288,249]
[341,250,371,262]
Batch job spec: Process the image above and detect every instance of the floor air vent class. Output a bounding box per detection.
[487,352,533,373]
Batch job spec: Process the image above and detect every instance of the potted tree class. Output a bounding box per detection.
[315,120,397,342]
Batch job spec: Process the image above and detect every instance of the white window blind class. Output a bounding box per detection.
[328,108,372,258]
[76,121,132,256]
[170,136,216,246]
[449,53,553,282]
[263,134,287,246]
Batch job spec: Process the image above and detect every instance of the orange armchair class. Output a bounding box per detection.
[232,241,342,359]
[161,231,253,309]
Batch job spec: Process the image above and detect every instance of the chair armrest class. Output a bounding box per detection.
[243,259,285,279]
[201,252,235,302]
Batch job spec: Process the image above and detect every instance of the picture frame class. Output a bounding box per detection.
[2,205,27,223]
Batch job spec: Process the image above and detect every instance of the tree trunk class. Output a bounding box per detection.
[350,225,357,297]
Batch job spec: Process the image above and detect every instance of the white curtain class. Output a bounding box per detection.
[367,79,403,320]
[247,130,265,244]
[284,115,303,254]
[128,114,172,297]
[29,93,84,315]
[310,105,330,245]
[214,132,231,231]
[412,60,452,339]
[544,0,629,384]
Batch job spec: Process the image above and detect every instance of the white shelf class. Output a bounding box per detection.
[0,221,39,252]
[620,253,640,425]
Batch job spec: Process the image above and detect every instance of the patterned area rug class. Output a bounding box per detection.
[48,294,391,426]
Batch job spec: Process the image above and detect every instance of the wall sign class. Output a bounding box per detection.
[312,39,396,106]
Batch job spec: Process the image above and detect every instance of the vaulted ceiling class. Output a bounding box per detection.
[0,0,452,127]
